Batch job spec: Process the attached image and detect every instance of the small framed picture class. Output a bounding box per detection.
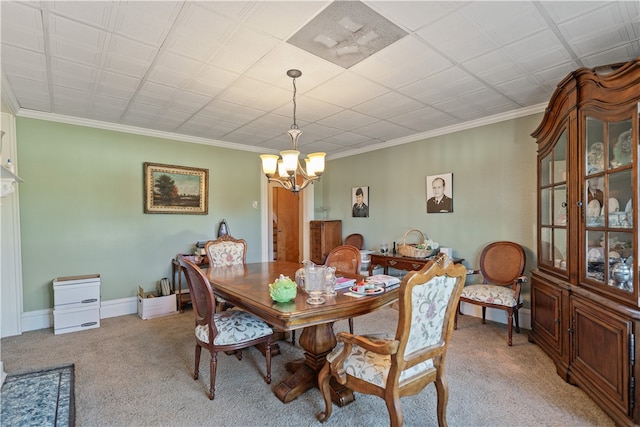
[144,162,208,214]
[426,173,453,213]
[352,186,369,217]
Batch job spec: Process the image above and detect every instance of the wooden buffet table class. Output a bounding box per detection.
[204,261,398,405]
[368,252,464,275]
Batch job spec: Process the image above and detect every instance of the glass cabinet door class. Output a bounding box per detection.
[540,129,568,272]
[583,114,635,298]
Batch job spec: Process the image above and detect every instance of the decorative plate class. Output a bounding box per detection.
[349,285,384,295]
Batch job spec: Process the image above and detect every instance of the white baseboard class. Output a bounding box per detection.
[19,298,530,333]
[21,297,138,333]
[459,302,531,330]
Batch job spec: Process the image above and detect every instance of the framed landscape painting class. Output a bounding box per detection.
[144,162,208,214]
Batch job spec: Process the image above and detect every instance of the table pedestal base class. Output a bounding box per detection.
[273,322,355,406]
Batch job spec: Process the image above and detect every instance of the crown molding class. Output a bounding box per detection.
[14,108,272,154]
[9,102,546,159]
[330,103,548,160]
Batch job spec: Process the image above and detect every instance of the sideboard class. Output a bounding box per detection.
[369,252,464,275]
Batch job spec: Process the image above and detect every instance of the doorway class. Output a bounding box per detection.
[272,187,300,262]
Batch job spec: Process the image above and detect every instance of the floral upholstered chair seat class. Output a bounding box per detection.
[195,310,272,345]
[327,333,435,388]
[459,284,517,307]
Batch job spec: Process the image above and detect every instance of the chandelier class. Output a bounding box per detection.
[260,69,326,194]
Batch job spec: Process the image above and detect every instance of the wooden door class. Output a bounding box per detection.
[273,187,299,262]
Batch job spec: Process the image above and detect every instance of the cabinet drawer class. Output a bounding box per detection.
[53,306,100,334]
[54,282,100,308]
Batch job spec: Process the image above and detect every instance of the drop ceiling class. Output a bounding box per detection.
[1,1,639,159]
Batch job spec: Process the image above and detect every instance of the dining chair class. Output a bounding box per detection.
[317,253,466,427]
[178,256,273,400]
[205,235,247,312]
[343,233,364,249]
[326,244,361,335]
[291,244,361,346]
[454,241,527,346]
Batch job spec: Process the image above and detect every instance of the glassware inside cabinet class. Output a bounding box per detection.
[586,230,605,283]
[586,117,605,175]
[608,119,633,169]
[607,169,633,228]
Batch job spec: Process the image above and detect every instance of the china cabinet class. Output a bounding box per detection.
[529,58,640,426]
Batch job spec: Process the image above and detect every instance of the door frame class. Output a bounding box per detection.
[261,176,313,262]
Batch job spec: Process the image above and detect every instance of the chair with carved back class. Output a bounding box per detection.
[291,244,361,346]
[344,233,364,250]
[205,235,247,312]
[454,241,526,346]
[177,256,273,400]
[317,253,466,426]
[325,244,361,335]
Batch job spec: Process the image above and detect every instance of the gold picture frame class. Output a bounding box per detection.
[144,162,208,214]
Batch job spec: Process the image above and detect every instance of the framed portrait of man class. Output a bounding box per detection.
[426,173,453,213]
[352,186,369,218]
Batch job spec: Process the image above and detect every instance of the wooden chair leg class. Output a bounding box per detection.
[209,350,218,400]
[507,312,513,346]
[454,302,460,330]
[264,339,272,384]
[291,330,296,345]
[194,343,201,380]
[435,373,449,427]
[514,309,521,333]
[348,318,354,334]
[316,363,333,423]
[385,388,403,427]
[481,306,487,324]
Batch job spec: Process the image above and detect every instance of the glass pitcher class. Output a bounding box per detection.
[303,260,326,305]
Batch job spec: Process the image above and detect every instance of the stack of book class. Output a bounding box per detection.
[335,276,357,290]
[367,274,401,290]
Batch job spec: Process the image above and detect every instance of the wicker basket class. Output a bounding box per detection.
[397,229,438,258]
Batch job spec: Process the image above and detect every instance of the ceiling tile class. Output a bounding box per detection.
[306,72,388,108]
[1,0,639,158]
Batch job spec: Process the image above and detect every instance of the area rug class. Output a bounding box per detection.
[1,364,75,426]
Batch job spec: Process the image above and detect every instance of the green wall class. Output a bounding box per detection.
[16,112,542,313]
[320,114,542,305]
[17,118,262,311]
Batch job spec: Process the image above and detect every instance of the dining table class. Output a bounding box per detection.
[204,261,399,406]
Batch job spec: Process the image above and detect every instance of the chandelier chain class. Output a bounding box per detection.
[291,77,298,130]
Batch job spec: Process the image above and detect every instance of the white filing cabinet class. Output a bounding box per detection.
[53,274,100,335]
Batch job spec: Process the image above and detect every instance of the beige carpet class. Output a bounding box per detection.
[1,306,613,427]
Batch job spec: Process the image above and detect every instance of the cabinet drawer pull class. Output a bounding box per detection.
[81,298,98,304]
[81,322,98,327]
[388,260,397,266]
[412,263,421,269]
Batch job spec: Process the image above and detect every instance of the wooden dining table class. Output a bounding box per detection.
[203,261,399,406]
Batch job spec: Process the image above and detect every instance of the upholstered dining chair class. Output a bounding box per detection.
[205,235,247,312]
[178,256,273,400]
[343,233,364,250]
[454,241,526,346]
[317,253,466,427]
